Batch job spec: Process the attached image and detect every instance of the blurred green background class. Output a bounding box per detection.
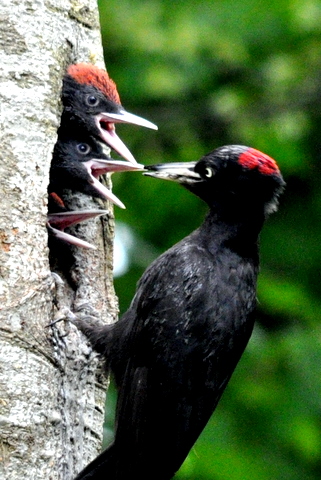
[98,1,321,478]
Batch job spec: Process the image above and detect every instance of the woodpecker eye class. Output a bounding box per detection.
[86,94,99,107]
[77,143,91,155]
[204,167,214,178]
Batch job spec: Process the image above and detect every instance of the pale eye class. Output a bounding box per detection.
[204,167,214,178]
[77,143,91,155]
[86,94,99,107]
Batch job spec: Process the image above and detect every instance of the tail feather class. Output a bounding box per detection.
[74,444,116,480]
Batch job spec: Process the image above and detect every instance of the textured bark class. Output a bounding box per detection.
[0,1,117,479]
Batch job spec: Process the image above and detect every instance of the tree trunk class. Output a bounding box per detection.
[0,1,117,479]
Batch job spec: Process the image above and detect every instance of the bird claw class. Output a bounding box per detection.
[50,272,65,308]
[73,301,100,318]
[49,273,103,340]
[46,306,78,328]
[48,272,77,336]
[72,302,104,334]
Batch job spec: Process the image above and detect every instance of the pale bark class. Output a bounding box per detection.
[0,1,117,479]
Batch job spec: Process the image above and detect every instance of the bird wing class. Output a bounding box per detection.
[110,232,257,479]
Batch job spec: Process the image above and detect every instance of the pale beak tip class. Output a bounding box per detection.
[131,163,145,171]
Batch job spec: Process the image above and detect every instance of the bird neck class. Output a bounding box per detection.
[200,207,264,260]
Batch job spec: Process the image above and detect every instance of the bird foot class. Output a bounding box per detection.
[70,302,105,340]
[48,272,79,337]
[49,272,108,350]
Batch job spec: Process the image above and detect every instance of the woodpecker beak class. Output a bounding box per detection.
[88,159,145,178]
[47,209,108,249]
[144,162,202,185]
[103,110,158,131]
[81,159,137,209]
[48,210,108,229]
[47,223,96,249]
[95,117,137,165]
[95,111,157,166]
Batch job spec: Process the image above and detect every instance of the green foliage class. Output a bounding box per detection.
[98,1,321,478]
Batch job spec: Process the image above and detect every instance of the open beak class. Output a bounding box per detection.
[144,162,201,185]
[103,109,158,130]
[96,110,157,165]
[88,158,144,178]
[48,210,108,229]
[81,159,143,209]
[47,209,108,249]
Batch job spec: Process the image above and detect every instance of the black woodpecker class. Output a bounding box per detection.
[72,145,285,480]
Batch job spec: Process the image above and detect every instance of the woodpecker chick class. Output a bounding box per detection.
[62,63,157,165]
[49,115,144,209]
[73,145,285,480]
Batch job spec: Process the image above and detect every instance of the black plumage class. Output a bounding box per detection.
[72,145,285,480]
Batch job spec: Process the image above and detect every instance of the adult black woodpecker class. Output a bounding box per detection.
[62,63,158,165]
[71,145,285,480]
[49,114,144,209]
